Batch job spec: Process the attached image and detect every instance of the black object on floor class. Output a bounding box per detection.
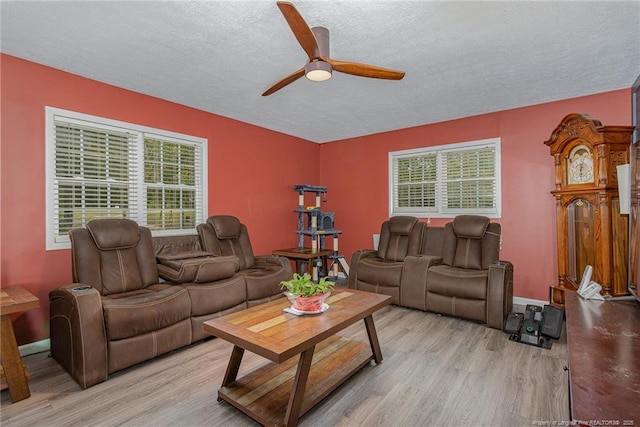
[507,304,553,349]
[540,304,564,339]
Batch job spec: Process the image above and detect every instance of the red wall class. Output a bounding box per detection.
[0,54,319,344]
[1,53,632,345]
[318,89,631,302]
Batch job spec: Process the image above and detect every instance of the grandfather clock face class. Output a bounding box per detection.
[567,145,594,185]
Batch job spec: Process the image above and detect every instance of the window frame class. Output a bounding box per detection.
[45,106,208,250]
[388,137,501,219]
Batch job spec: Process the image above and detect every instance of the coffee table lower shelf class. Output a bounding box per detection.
[218,335,371,426]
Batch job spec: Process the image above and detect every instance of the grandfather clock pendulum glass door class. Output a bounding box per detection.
[545,113,633,306]
[566,198,596,284]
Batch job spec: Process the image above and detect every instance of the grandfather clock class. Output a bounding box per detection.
[545,113,633,306]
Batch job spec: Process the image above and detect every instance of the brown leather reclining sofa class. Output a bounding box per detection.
[348,215,513,329]
[49,217,291,389]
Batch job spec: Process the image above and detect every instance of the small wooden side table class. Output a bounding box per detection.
[272,247,334,279]
[1,286,40,402]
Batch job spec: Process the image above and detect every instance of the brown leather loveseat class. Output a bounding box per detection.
[348,215,513,329]
[49,217,290,389]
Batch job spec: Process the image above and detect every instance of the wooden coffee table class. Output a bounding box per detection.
[203,288,391,427]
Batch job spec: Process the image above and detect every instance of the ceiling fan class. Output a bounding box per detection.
[262,1,405,96]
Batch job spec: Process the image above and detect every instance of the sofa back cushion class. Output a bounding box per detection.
[70,218,159,296]
[441,215,500,270]
[197,215,256,270]
[377,216,425,262]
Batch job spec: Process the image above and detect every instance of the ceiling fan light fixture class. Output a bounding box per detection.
[305,60,332,82]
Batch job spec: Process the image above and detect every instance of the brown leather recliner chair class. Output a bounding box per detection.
[49,218,243,389]
[426,215,513,329]
[348,216,442,305]
[196,215,292,306]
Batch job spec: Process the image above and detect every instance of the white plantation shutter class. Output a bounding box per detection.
[46,108,207,249]
[441,144,497,215]
[389,138,501,218]
[52,120,138,243]
[393,152,437,214]
[142,135,204,231]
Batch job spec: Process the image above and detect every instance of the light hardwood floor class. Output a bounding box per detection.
[1,305,569,426]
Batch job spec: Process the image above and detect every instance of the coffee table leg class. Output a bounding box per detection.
[284,345,315,427]
[364,315,383,364]
[222,345,245,387]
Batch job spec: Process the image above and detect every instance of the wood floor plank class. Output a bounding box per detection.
[1,305,569,426]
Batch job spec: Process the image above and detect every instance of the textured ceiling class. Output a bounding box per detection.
[2,1,639,143]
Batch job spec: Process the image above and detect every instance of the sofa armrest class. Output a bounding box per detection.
[49,284,107,389]
[347,249,378,289]
[401,255,442,310]
[158,255,239,284]
[486,260,514,329]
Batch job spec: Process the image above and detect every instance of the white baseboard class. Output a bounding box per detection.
[19,339,50,357]
[513,296,549,307]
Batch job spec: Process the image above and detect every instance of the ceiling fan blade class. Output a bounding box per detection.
[277,1,319,60]
[262,67,306,96]
[325,57,405,80]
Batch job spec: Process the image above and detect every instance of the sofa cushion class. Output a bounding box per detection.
[153,234,202,256]
[240,262,291,301]
[157,254,239,284]
[101,284,191,341]
[99,247,145,295]
[451,237,485,270]
[183,275,247,317]
[357,257,404,288]
[427,265,488,300]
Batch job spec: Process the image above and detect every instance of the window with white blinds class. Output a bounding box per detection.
[46,107,208,250]
[389,138,501,218]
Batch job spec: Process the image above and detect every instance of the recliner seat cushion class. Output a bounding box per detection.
[357,257,404,288]
[102,284,191,341]
[427,265,489,300]
[241,263,291,301]
[184,275,247,316]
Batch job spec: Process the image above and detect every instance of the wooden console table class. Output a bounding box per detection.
[272,247,333,278]
[0,286,40,402]
[565,291,640,424]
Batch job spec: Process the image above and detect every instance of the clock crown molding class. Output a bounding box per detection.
[544,113,602,154]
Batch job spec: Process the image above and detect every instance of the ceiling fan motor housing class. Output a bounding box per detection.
[305,27,331,81]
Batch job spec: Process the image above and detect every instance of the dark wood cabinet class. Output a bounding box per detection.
[565,292,640,423]
[545,114,634,305]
